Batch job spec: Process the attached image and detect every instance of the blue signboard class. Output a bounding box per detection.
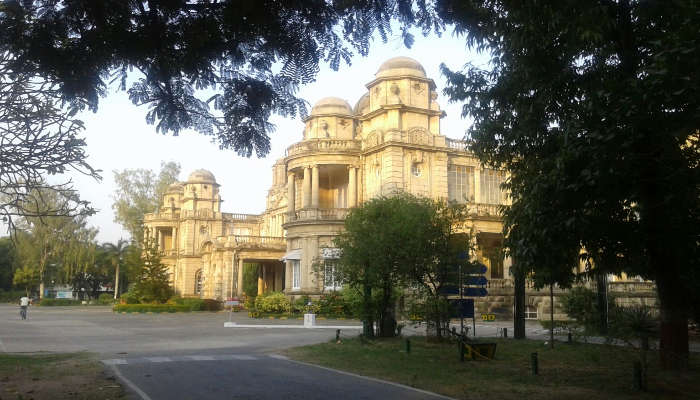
[450,299,474,318]
[464,287,488,297]
[465,276,488,286]
[438,285,460,296]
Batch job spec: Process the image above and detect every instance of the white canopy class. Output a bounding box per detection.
[280,249,302,261]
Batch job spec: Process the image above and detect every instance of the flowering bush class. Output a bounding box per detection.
[254,291,291,313]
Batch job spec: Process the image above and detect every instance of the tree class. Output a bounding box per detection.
[335,193,466,338]
[0,1,440,158]
[0,51,98,234]
[439,0,700,368]
[103,239,132,299]
[12,266,39,297]
[128,240,173,303]
[0,237,16,290]
[112,162,181,244]
[13,188,98,298]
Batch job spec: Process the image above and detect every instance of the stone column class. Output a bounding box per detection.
[311,165,319,208]
[172,227,178,251]
[157,229,162,250]
[257,265,264,295]
[303,166,311,208]
[237,258,244,297]
[348,166,357,208]
[474,167,481,203]
[287,172,296,214]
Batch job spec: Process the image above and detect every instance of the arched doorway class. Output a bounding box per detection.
[194,269,203,296]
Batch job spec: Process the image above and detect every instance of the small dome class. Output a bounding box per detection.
[310,97,353,116]
[354,93,369,115]
[376,57,427,79]
[166,182,184,192]
[187,169,216,184]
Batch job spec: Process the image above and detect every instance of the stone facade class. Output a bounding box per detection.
[143,57,653,318]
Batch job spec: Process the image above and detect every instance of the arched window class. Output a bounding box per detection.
[194,269,203,296]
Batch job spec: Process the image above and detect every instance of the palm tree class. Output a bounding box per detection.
[103,239,130,300]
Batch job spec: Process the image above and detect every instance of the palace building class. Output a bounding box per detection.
[143,56,656,319]
[143,56,511,302]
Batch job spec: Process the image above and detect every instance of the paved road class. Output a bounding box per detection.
[0,305,447,399]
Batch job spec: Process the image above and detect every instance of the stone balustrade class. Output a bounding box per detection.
[144,211,180,221]
[286,208,349,223]
[466,203,502,218]
[286,139,361,157]
[223,212,260,222]
[232,235,286,247]
[446,137,467,150]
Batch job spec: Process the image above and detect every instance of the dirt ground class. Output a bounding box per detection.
[0,353,126,400]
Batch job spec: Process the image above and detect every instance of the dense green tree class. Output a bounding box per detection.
[334,193,469,338]
[439,0,700,368]
[128,240,173,303]
[13,189,99,298]
[0,1,440,157]
[0,237,16,290]
[112,162,181,244]
[12,266,39,297]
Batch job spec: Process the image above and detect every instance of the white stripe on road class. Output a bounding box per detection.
[103,359,128,365]
[107,364,154,400]
[218,354,257,360]
[145,357,173,363]
[186,355,215,361]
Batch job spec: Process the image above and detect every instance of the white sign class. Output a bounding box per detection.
[56,291,73,299]
[225,300,240,306]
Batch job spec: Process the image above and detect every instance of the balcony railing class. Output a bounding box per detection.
[223,212,260,222]
[182,209,221,219]
[158,249,179,257]
[466,203,502,218]
[286,208,349,223]
[286,139,361,157]
[446,138,467,150]
[144,211,180,221]
[232,235,285,247]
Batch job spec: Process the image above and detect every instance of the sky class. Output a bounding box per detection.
[65,31,487,244]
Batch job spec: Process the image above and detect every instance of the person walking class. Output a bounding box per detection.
[19,295,30,320]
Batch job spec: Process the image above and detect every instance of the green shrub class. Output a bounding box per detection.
[318,292,351,317]
[255,292,291,313]
[562,286,599,331]
[244,296,256,310]
[97,293,114,305]
[38,298,83,306]
[165,297,222,311]
[0,290,27,303]
[113,304,191,313]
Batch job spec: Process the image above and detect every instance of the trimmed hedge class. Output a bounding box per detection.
[169,297,223,311]
[0,290,26,303]
[38,299,84,306]
[113,304,192,313]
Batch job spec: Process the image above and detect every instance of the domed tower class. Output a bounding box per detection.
[359,56,442,137]
[303,97,355,140]
[181,169,221,213]
[162,182,184,210]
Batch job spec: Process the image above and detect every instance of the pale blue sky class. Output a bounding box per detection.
[67,31,487,243]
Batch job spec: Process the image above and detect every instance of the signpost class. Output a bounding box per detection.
[454,258,489,337]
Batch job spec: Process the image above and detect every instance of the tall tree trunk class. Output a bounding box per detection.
[114,263,120,300]
[379,282,396,337]
[513,266,526,339]
[596,272,608,335]
[549,284,554,349]
[656,267,689,370]
[362,280,374,338]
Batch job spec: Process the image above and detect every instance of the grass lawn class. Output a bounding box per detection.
[0,352,126,400]
[283,336,700,400]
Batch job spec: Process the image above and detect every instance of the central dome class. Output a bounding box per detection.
[310,97,353,116]
[187,169,216,184]
[376,57,427,79]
